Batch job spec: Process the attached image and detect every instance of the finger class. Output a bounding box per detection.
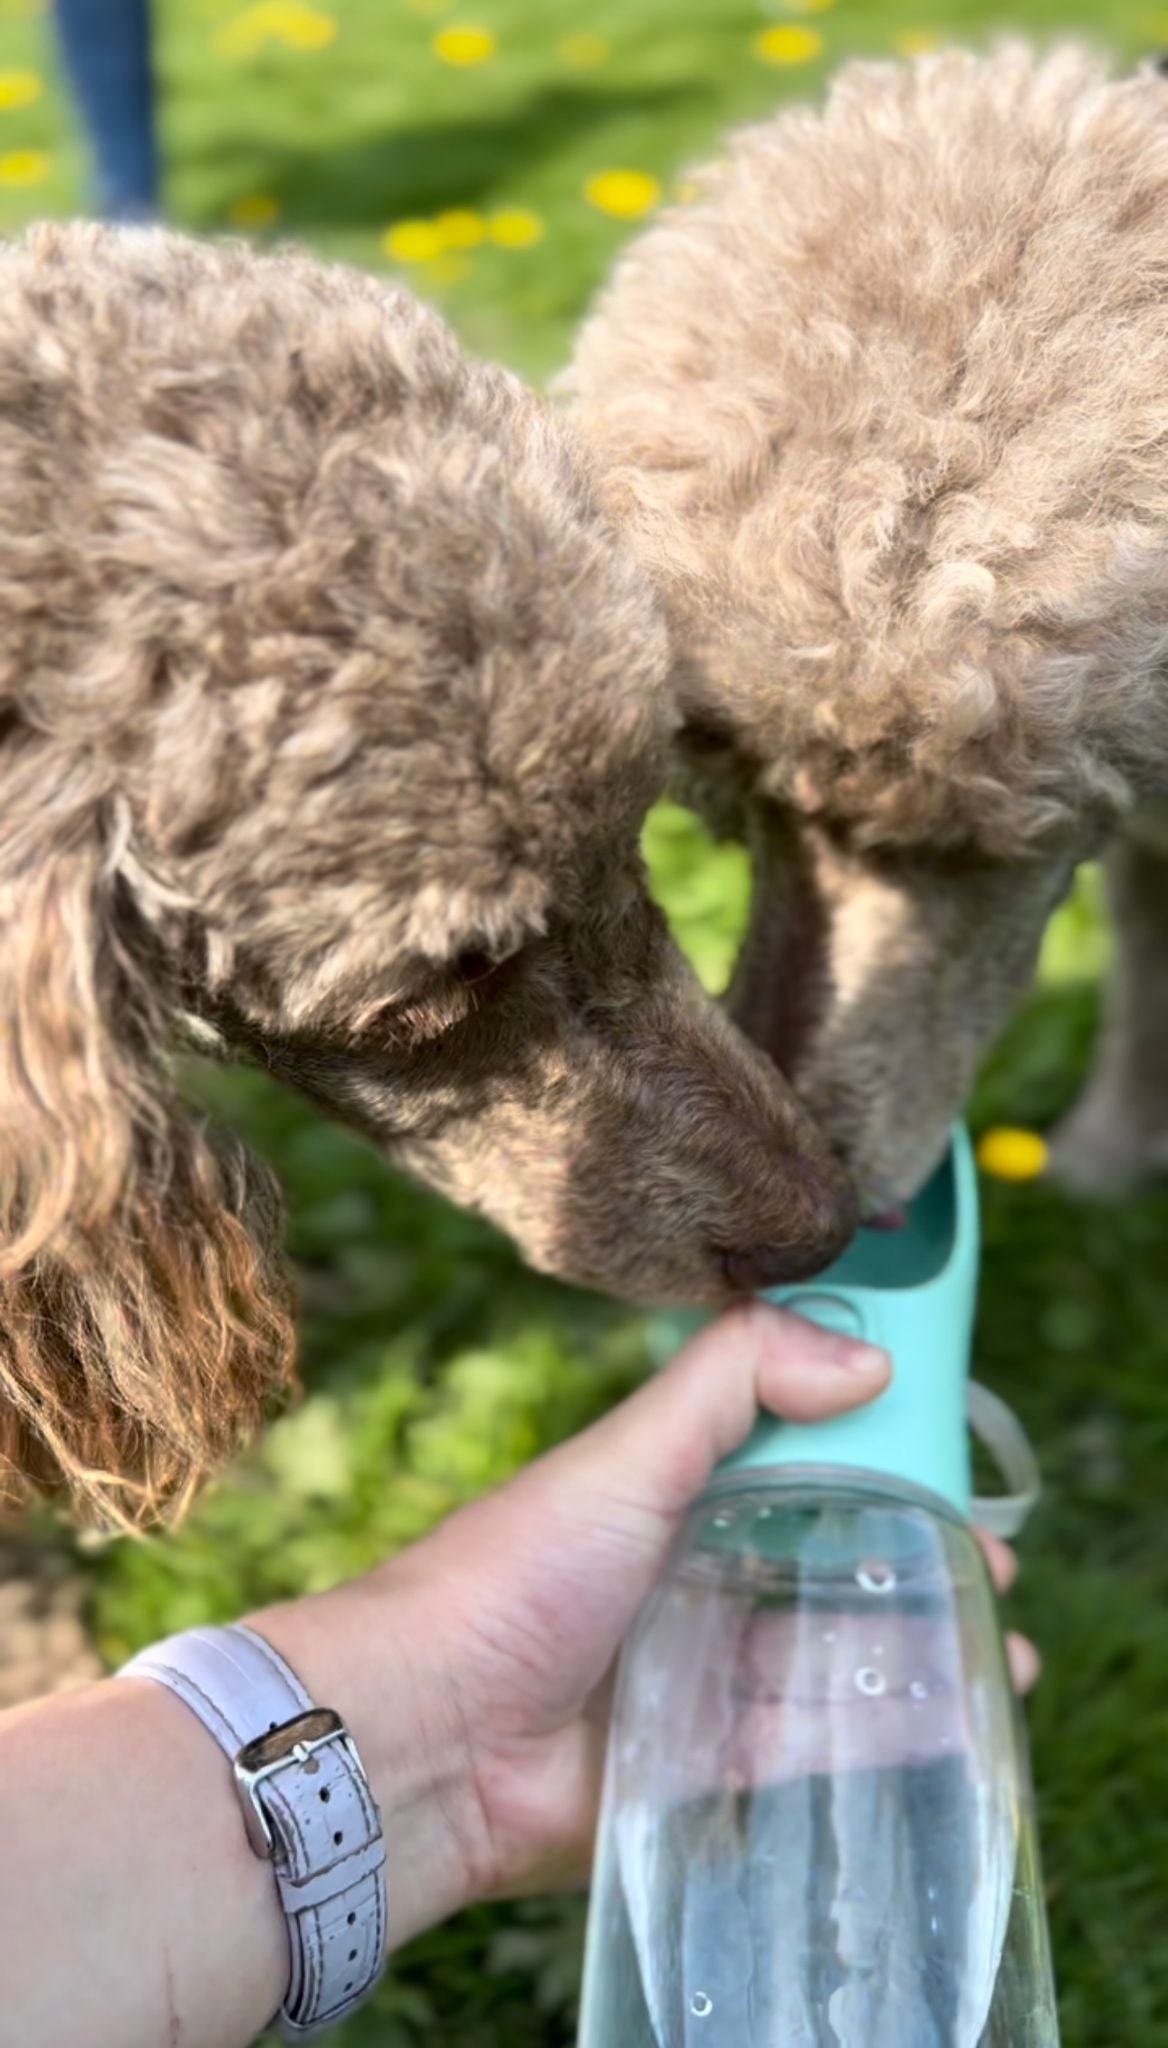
[974,1528,1018,1595]
[753,1307,892,1425]
[1007,1631,1042,1695]
[534,1301,890,1528]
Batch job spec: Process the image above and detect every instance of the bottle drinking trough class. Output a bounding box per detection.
[577,1128,1059,2047]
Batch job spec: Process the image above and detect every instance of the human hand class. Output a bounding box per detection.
[254,1304,1034,1948]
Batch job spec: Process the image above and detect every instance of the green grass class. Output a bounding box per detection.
[4,0,1168,2040]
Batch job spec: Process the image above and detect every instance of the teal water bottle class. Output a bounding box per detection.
[577,1129,1059,2047]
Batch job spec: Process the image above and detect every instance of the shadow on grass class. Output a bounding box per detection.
[183,81,708,230]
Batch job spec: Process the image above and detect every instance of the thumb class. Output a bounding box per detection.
[524,1302,890,1536]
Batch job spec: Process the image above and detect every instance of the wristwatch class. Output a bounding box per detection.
[119,1622,387,2040]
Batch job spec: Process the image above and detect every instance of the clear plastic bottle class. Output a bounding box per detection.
[578,1473,1057,2047]
[577,1132,1059,2048]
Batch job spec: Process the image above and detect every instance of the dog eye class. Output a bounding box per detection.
[453,949,501,986]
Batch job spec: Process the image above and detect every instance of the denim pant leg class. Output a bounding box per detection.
[54,0,159,220]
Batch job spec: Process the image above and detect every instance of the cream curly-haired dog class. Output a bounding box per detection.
[0,223,854,1529]
[571,43,1168,1213]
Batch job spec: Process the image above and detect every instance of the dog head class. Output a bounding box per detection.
[570,44,1168,1205]
[0,225,853,1524]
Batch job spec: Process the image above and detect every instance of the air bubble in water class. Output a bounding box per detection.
[910,1680,929,1702]
[857,1561,897,1595]
[854,1666,886,1697]
[710,1513,734,1531]
[691,1992,713,2018]
[821,1630,837,1645]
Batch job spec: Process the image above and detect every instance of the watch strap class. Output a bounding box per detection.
[119,1622,386,2040]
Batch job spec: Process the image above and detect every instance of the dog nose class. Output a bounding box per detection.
[722,1240,839,1292]
[719,1153,858,1293]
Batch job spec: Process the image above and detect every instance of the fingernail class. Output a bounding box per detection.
[832,1341,891,1378]
[1007,1631,1042,1695]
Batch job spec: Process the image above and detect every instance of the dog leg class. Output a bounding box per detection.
[1048,804,1168,1193]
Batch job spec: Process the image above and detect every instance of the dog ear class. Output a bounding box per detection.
[0,839,297,1529]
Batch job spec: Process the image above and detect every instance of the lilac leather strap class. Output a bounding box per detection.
[119,1623,387,2041]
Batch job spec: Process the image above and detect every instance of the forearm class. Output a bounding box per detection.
[0,1564,483,2048]
[1,1676,285,2048]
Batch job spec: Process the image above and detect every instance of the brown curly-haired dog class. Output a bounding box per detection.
[0,223,854,1530]
[570,43,1168,1210]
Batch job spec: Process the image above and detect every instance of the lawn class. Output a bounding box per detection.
[2,0,1168,2041]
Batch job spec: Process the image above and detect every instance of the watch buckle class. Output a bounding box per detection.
[232,1707,352,1861]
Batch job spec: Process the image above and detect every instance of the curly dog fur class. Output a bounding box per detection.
[570,44,1168,1204]
[0,223,853,1529]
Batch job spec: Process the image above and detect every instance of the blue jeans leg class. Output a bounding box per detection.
[54,0,160,220]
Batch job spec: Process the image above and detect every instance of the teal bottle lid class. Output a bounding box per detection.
[650,1127,979,1519]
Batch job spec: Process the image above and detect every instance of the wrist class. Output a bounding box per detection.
[246,1559,494,1948]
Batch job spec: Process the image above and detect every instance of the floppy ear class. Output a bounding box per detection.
[0,838,297,1529]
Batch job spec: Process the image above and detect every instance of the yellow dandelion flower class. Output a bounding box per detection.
[893,30,941,56]
[215,3,338,60]
[435,207,486,249]
[433,24,495,66]
[754,24,823,65]
[228,193,281,229]
[584,169,661,220]
[0,147,48,185]
[976,1128,1049,1183]
[488,207,544,248]
[558,32,610,67]
[382,219,447,263]
[284,5,336,49]
[0,70,42,112]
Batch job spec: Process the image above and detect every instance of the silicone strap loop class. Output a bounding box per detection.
[967,1381,1042,1538]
